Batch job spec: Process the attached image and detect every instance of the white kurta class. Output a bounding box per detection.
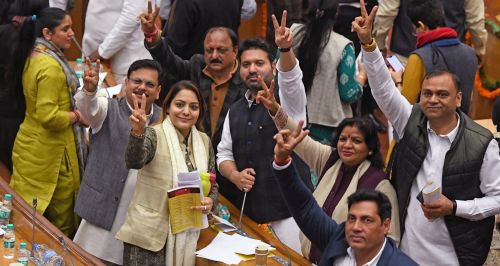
[82,0,158,81]
[74,170,137,265]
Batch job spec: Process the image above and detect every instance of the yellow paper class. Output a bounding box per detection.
[167,186,203,234]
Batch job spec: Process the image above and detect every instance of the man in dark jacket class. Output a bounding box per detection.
[140,7,246,148]
[271,156,416,265]
[165,0,256,60]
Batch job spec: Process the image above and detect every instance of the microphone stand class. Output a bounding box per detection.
[237,191,248,237]
[59,236,75,266]
[31,197,37,258]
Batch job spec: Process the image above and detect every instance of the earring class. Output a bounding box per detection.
[368,151,373,156]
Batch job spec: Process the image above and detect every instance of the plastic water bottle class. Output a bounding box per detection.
[0,194,12,229]
[3,223,15,259]
[75,58,84,79]
[217,203,230,221]
[17,242,29,266]
[33,243,65,266]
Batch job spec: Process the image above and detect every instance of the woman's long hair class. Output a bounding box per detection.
[296,0,338,94]
[1,0,48,109]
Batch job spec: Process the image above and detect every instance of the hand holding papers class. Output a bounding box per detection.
[167,171,210,234]
[167,186,203,234]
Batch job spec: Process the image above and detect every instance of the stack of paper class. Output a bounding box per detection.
[196,232,274,265]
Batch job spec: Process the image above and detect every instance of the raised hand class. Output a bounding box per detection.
[256,75,280,115]
[138,0,160,34]
[351,0,378,44]
[272,11,293,49]
[83,57,100,93]
[273,120,309,162]
[129,93,147,136]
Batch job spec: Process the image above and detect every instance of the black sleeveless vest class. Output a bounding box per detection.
[218,97,313,223]
[392,105,494,266]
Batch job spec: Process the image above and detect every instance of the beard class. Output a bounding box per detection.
[244,73,273,93]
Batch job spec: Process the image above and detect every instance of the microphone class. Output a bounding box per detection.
[267,224,291,266]
[59,235,75,266]
[31,197,37,257]
[71,37,85,59]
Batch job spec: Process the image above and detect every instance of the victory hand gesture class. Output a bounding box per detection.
[256,75,279,115]
[83,57,100,93]
[272,11,293,49]
[351,0,378,44]
[139,0,160,34]
[273,120,309,162]
[130,93,147,136]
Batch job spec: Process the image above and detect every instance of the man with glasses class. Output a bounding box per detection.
[73,59,163,266]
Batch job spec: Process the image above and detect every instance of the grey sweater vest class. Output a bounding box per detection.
[74,97,161,230]
[393,105,494,266]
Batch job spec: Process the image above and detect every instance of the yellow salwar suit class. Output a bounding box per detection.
[11,55,80,236]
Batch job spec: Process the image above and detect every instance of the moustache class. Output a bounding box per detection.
[210,59,222,64]
[247,74,259,80]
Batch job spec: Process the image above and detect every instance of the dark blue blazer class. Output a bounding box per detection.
[273,164,418,266]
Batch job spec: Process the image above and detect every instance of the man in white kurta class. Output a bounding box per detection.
[82,0,159,83]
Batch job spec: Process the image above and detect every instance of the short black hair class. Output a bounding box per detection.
[347,190,392,221]
[238,38,275,64]
[408,0,445,30]
[126,59,162,79]
[424,69,462,92]
[206,27,238,47]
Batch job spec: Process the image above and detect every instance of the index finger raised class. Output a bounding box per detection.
[147,0,152,14]
[271,14,280,32]
[360,0,368,18]
[84,56,92,70]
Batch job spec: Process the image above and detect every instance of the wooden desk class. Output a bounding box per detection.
[196,196,311,266]
[0,178,104,265]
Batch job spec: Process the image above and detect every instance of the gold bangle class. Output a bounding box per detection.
[130,130,145,138]
[361,38,377,51]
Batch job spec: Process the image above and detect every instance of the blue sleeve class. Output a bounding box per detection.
[273,163,341,251]
[337,44,362,104]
